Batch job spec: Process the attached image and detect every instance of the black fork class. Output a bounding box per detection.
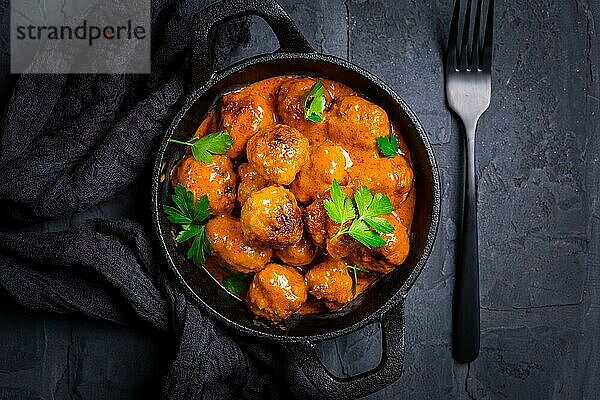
[445,0,494,363]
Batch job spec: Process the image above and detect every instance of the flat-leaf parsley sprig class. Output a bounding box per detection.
[163,184,211,267]
[324,180,395,248]
[168,130,233,162]
[301,80,327,123]
[377,132,398,158]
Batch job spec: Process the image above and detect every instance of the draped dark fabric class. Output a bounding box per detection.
[0,1,300,398]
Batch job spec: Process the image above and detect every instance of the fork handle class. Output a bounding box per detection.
[454,122,480,362]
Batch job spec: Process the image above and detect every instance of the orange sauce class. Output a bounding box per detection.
[171,75,415,318]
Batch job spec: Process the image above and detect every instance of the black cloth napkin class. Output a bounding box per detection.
[0,1,310,398]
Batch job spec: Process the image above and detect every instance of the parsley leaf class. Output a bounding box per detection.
[346,265,370,296]
[302,80,327,123]
[347,220,387,248]
[164,184,196,224]
[323,181,394,248]
[368,193,394,216]
[176,224,204,242]
[354,187,394,234]
[223,277,248,294]
[193,194,211,222]
[222,269,249,294]
[187,226,209,266]
[163,184,212,267]
[163,205,192,225]
[362,216,394,234]
[353,186,373,217]
[323,179,356,225]
[168,130,233,162]
[377,132,398,158]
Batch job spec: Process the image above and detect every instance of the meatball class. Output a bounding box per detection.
[219,90,276,158]
[171,154,236,214]
[304,198,329,247]
[378,213,411,266]
[347,153,413,208]
[205,215,272,274]
[237,163,267,206]
[193,108,219,138]
[305,257,354,310]
[326,225,358,259]
[246,263,307,322]
[327,95,390,150]
[275,235,318,267]
[275,77,333,145]
[290,141,349,203]
[354,273,379,297]
[303,198,358,258]
[350,213,410,274]
[246,124,309,185]
[240,186,303,246]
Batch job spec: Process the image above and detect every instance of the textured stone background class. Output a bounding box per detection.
[0,0,598,399]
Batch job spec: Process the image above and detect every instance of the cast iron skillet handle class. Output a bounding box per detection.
[191,0,314,88]
[285,302,405,399]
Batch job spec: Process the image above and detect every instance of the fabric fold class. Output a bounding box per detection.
[0,0,300,398]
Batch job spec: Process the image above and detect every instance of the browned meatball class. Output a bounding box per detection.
[355,273,379,297]
[378,213,411,266]
[240,186,303,246]
[327,95,390,150]
[205,215,272,274]
[219,90,276,158]
[275,77,333,145]
[326,225,358,259]
[350,213,410,274]
[290,141,349,203]
[305,257,354,310]
[297,299,328,314]
[347,152,414,208]
[171,154,236,214]
[304,198,328,247]
[246,124,309,185]
[237,162,267,206]
[246,263,307,322]
[275,235,317,267]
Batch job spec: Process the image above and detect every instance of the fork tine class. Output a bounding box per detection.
[471,0,483,69]
[459,0,473,70]
[446,0,461,69]
[481,0,494,71]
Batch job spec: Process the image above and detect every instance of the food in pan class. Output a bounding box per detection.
[164,76,415,323]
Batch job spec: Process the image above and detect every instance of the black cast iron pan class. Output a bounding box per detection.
[151,0,441,398]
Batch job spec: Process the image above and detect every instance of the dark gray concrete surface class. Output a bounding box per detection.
[0,0,599,398]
